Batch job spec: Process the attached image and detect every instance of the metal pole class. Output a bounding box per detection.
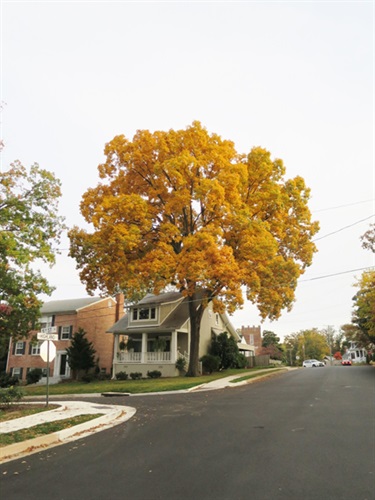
[46,340,50,408]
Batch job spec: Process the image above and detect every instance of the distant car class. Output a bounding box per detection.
[341,359,352,366]
[302,359,325,368]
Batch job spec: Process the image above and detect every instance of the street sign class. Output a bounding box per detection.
[41,326,57,334]
[37,332,58,341]
[40,340,56,362]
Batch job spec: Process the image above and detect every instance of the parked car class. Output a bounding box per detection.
[341,359,352,366]
[302,359,325,368]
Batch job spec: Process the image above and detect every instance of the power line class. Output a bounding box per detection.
[300,266,374,282]
[313,214,375,242]
[313,199,375,213]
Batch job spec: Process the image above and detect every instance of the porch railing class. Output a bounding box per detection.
[117,351,171,363]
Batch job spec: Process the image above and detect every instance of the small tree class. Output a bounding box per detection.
[65,328,96,380]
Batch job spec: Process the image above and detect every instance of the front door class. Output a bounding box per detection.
[54,352,70,378]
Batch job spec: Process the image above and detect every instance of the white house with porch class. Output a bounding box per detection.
[108,291,252,377]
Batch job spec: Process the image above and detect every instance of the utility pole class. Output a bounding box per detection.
[325,325,335,366]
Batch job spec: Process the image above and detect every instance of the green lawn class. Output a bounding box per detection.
[21,366,280,396]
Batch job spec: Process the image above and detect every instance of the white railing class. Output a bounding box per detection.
[117,352,142,362]
[116,351,171,363]
[146,352,171,362]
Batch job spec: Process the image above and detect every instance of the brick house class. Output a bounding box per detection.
[241,325,262,354]
[6,295,124,383]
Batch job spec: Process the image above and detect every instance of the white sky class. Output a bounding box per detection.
[1,1,374,339]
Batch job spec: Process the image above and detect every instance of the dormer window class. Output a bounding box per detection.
[132,307,156,321]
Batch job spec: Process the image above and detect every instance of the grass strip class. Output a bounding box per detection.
[230,369,284,383]
[0,414,102,447]
[21,367,282,396]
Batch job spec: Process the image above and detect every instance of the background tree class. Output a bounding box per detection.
[351,271,375,348]
[69,122,319,376]
[261,330,284,359]
[360,223,375,253]
[65,328,96,380]
[296,329,329,362]
[0,161,64,369]
[284,329,329,365]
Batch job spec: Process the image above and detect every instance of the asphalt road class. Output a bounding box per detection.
[1,366,374,500]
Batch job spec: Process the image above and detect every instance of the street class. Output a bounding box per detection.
[1,367,374,500]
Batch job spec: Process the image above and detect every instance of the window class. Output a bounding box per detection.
[40,315,54,330]
[132,307,156,321]
[250,334,254,345]
[30,342,41,355]
[15,341,25,355]
[12,367,23,379]
[59,326,72,340]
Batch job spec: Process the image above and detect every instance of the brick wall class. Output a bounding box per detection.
[241,325,262,354]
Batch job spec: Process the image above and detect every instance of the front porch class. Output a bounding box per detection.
[112,331,189,378]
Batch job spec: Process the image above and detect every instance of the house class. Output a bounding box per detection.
[108,291,250,378]
[343,341,368,364]
[6,295,124,383]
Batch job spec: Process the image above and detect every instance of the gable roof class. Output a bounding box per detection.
[107,294,189,334]
[41,297,107,315]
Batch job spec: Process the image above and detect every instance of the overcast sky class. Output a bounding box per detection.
[1,1,374,339]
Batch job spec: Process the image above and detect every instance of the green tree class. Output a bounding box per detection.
[262,330,281,348]
[0,161,64,365]
[65,328,96,380]
[69,122,319,376]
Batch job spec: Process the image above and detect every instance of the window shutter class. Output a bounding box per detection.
[69,326,73,339]
[58,326,62,339]
[52,315,55,326]
[12,342,16,355]
[29,343,32,355]
[21,342,26,355]
[19,368,23,379]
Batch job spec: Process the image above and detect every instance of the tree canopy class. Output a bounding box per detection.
[69,122,319,375]
[0,161,64,361]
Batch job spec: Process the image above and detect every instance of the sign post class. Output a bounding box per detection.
[38,327,58,407]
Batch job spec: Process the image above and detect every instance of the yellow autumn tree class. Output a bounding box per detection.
[69,122,319,376]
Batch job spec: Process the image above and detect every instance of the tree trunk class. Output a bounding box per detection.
[186,294,204,377]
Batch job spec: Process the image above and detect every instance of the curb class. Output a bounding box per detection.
[0,405,136,464]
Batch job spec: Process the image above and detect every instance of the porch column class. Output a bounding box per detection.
[171,330,177,363]
[141,333,147,363]
[113,334,119,362]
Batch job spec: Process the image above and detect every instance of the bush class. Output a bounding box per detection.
[130,372,142,380]
[0,372,20,388]
[81,373,96,383]
[147,370,162,379]
[115,371,128,380]
[97,372,111,380]
[175,357,187,372]
[235,353,248,369]
[200,354,220,374]
[26,368,43,385]
[0,386,24,407]
[209,332,241,369]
